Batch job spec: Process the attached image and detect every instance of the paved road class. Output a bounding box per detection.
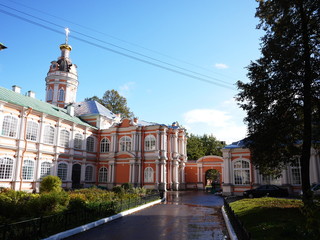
[64,191,229,240]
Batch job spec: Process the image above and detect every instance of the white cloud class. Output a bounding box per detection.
[182,101,247,144]
[119,82,135,97]
[214,63,229,69]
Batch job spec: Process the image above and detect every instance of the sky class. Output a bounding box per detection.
[0,0,263,144]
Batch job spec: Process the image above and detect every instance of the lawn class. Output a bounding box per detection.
[229,197,320,240]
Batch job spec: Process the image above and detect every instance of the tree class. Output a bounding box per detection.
[187,134,225,160]
[40,175,62,193]
[236,0,319,235]
[86,90,134,118]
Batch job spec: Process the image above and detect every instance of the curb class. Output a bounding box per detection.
[221,206,238,240]
[44,199,162,240]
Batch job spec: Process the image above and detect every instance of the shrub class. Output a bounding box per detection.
[34,191,69,215]
[40,175,62,193]
[121,183,133,192]
[112,186,125,195]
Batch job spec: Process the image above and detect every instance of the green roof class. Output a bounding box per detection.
[0,86,95,129]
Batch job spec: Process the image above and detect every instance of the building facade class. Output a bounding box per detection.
[0,40,187,192]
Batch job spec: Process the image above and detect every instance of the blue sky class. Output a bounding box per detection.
[0,0,263,144]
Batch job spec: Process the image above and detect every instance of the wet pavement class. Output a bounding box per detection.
[64,191,229,240]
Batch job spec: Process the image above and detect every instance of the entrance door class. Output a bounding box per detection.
[72,164,81,189]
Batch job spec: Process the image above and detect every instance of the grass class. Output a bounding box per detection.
[229,197,317,240]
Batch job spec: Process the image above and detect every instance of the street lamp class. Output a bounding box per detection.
[0,42,7,51]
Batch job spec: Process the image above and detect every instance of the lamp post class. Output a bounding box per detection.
[0,42,7,50]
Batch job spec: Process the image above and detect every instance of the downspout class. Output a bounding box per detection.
[19,107,33,191]
[141,127,145,187]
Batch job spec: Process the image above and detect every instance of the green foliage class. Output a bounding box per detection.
[229,197,311,240]
[40,175,62,193]
[121,183,133,191]
[112,186,125,195]
[187,133,225,160]
[86,89,134,118]
[205,169,220,182]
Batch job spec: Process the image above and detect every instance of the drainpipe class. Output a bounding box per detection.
[141,127,145,187]
[19,107,33,191]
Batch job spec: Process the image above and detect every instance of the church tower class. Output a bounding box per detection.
[45,28,78,108]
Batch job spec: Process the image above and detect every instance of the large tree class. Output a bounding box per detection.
[236,0,319,235]
[187,134,225,160]
[86,90,134,118]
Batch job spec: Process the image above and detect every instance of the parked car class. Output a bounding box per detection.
[300,183,320,196]
[243,185,289,198]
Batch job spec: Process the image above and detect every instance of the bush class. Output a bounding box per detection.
[112,186,125,195]
[35,191,69,215]
[40,175,62,193]
[121,183,133,192]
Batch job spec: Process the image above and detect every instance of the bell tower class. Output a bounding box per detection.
[45,28,78,108]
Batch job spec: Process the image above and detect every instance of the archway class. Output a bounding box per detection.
[72,164,81,188]
[205,169,220,189]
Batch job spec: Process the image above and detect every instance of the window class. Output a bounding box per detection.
[47,88,53,101]
[43,125,55,144]
[74,133,83,149]
[144,167,154,183]
[291,160,301,185]
[145,135,156,151]
[22,159,35,180]
[58,88,65,101]
[59,129,70,147]
[57,163,68,180]
[40,162,51,178]
[1,115,18,137]
[100,138,110,153]
[86,136,95,152]
[119,136,131,152]
[233,160,250,185]
[26,121,38,141]
[85,165,94,181]
[98,167,107,182]
[0,157,14,180]
[261,175,281,185]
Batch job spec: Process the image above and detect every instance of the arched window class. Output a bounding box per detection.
[59,129,70,148]
[98,167,108,182]
[57,163,68,180]
[0,157,14,180]
[22,159,35,180]
[145,135,156,151]
[47,88,53,101]
[26,121,38,141]
[233,160,250,185]
[144,167,154,183]
[86,136,95,152]
[74,133,83,149]
[40,162,51,179]
[119,136,131,152]
[58,88,65,101]
[85,165,94,181]
[43,125,55,144]
[1,115,18,137]
[100,138,110,153]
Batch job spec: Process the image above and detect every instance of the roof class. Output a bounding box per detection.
[224,139,248,149]
[0,86,94,128]
[74,100,117,119]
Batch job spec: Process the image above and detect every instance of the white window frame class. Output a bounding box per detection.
[144,167,154,183]
[119,136,132,152]
[59,129,70,148]
[58,88,65,101]
[43,125,55,145]
[22,159,35,181]
[98,167,107,182]
[74,133,83,150]
[85,165,94,181]
[233,159,250,185]
[26,120,38,142]
[47,88,53,101]
[145,135,156,151]
[290,159,301,185]
[1,115,18,138]
[40,161,52,179]
[57,162,68,181]
[0,157,14,180]
[100,138,110,153]
[86,136,95,152]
